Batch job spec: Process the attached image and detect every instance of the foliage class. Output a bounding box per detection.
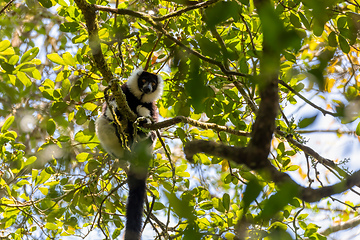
[1,0,360,239]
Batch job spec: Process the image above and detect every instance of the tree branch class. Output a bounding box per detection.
[154,0,221,21]
[276,129,349,178]
[145,116,250,137]
[0,0,16,16]
[319,216,360,236]
[279,80,336,116]
[74,0,137,126]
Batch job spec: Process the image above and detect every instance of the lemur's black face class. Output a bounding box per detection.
[137,71,158,94]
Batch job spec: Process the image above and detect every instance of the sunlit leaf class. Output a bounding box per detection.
[1,116,14,133]
[20,47,39,63]
[0,40,11,52]
[47,53,66,65]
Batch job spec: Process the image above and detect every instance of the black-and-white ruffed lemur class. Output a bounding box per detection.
[95,68,163,240]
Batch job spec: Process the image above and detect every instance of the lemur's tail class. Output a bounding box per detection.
[124,167,147,240]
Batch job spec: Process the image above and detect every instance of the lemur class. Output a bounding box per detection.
[95,68,163,240]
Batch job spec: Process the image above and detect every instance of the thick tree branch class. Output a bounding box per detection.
[74,0,113,82]
[74,0,136,125]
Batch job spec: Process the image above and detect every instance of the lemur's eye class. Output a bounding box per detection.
[152,82,156,86]
[142,79,146,83]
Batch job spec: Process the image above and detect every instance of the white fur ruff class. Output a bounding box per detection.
[127,67,163,103]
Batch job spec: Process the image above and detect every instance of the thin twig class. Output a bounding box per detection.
[145,116,250,137]
[0,0,15,15]
[279,80,336,116]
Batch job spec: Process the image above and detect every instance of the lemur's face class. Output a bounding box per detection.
[137,71,159,94]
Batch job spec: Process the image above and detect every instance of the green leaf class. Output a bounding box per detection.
[164,191,196,221]
[8,55,19,65]
[260,182,299,220]
[356,122,360,136]
[0,47,15,55]
[298,114,318,128]
[47,119,56,136]
[75,108,87,125]
[47,53,66,65]
[199,201,213,210]
[290,13,302,28]
[328,31,337,47]
[242,179,262,211]
[62,52,76,66]
[21,47,39,63]
[269,221,287,231]
[45,222,57,230]
[17,71,32,87]
[36,170,51,185]
[338,35,350,54]
[16,180,30,187]
[39,187,49,195]
[113,228,121,239]
[70,85,82,101]
[24,156,37,166]
[197,37,221,58]
[32,169,39,182]
[0,40,11,52]
[73,34,88,43]
[60,22,81,33]
[277,142,285,153]
[268,227,293,240]
[84,160,100,174]
[286,165,299,171]
[38,0,53,8]
[298,12,310,29]
[1,116,14,132]
[205,1,239,28]
[76,152,90,163]
[58,135,70,142]
[222,193,230,211]
[313,20,324,37]
[74,130,93,143]
[239,57,249,74]
[50,102,68,116]
[0,59,15,73]
[185,56,212,113]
